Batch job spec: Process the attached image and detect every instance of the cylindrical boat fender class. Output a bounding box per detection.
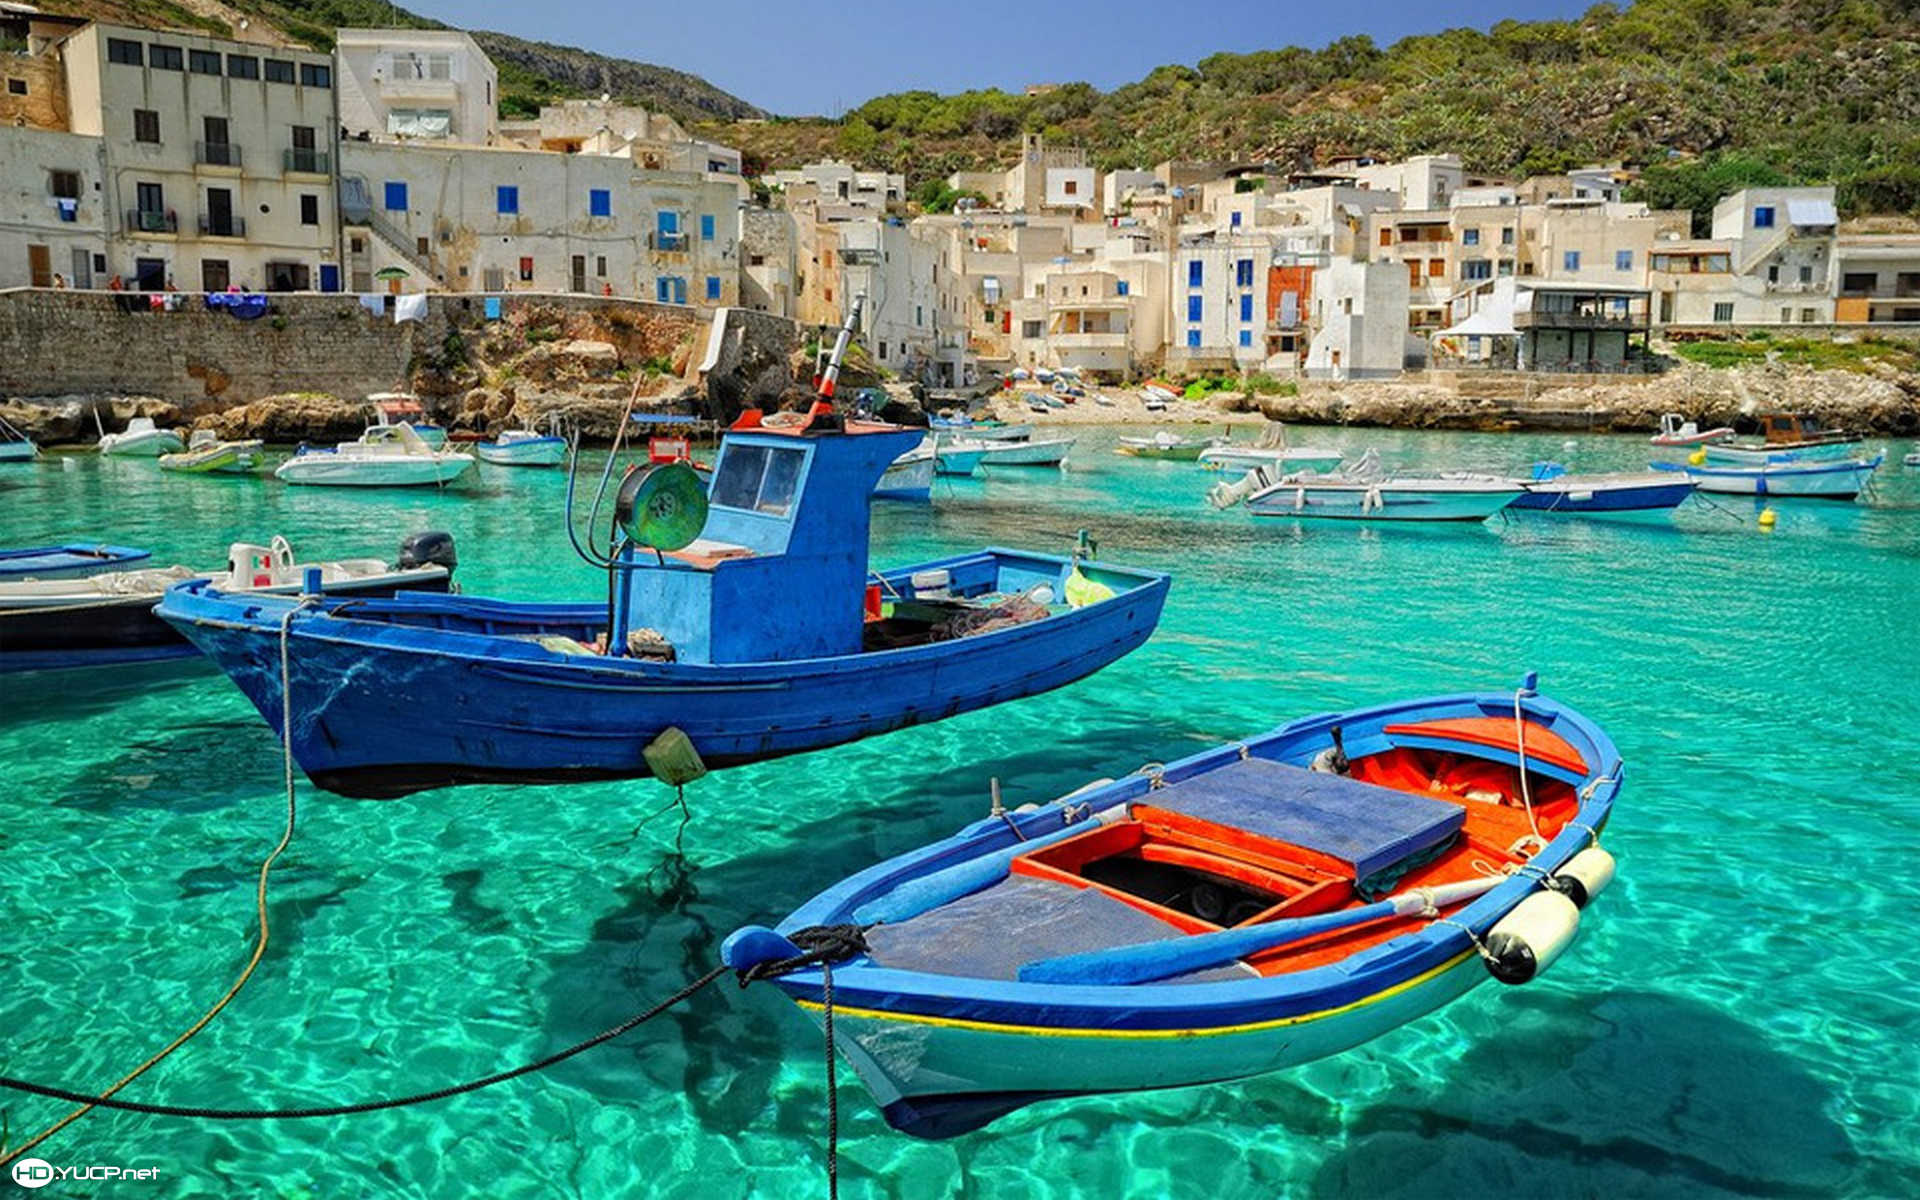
[1544,846,1616,909]
[1482,890,1581,985]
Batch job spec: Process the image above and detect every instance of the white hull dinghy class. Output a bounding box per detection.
[97,417,185,457]
[1219,450,1523,523]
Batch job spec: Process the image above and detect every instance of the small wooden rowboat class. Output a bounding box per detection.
[726,682,1621,1138]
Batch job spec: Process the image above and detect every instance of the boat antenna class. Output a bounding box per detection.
[816,293,866,403]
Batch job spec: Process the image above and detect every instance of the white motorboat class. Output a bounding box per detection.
[476,428,567,467]
[976,436,1075,468]
[276,424,473,487]
[159,430,266,474]
[1651,454,1882,499]
[97,417,185,457]
[876,443,936,500]
[929,436,989,476]
[1650,413,1733,446]
[366,393,447,449]
[1197,423,1343,473]
[1116,432,1224,462]
[1219,450,1523,522]
[0,415,36,462]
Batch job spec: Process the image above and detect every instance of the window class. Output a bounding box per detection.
[1462,260,1491,281]
[588,188,611,217]
[1238,329,1252,348]
[49,170,80,199]
[1064,179,1077,195]
[417,236,429,256]
[1186,329,1201,348]
[1462,229,1479,246]
[497,186,519,215]
[1021,319,1042,338]
[1801,308,1816,323]
[107,38,143,66]
[1713,302,1734,323]
[706,275,721,301]
[1767,264,1780,283]
[300,194,318,226]
[1115,280,1129,296]
[189,49,221,75]
[1230,211,1241,228]
[1616,249,1633,271]
[133,109,160,144]
[264,59,295,84]
[518,256,534,282]
[1799,265,1813,284]
[227,54,258,79]
[299,63,330,88]
[1187,295,1203,322]
[1780,306,1793,323]
[383,181,407,211]
[1378,228,1392,247]
[656,210,681,248]
[1187,260,1203,288]
[878,342,887,360]
[5,78,23,96]
[700,214,715,242]
[1753,206,1775,229]
[1236,258,1253,288]
[1563,250,1581,272]
[1428,258,1445,278]
[149,45,183,71]
[1501,226,1515,245]
[1239,293,1253,322]
[595,256,607,276]
[200,259,229,291]
[711,443,806,516]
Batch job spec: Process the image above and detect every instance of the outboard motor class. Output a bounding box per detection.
[398,530,457,576]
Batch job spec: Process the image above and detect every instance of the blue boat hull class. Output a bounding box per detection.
[156,551,1169,798]
[1509,479,1696,514]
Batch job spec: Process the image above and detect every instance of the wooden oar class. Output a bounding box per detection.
[1016,875,1506,986]
[853,807,1127,926]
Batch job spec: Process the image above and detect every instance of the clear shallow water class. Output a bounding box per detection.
[3,427,1919,1199]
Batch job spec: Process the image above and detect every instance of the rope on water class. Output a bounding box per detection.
[0,599,316,1167]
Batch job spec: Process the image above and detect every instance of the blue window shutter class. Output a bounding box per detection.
[1754,207,1774,229]
[1238,329,1252,348]
[1563,250,1580,271]
[700,214,715,241]
[384,181,407,211]
[1236,259,1252,287]
[1186,329,1201,348]
[1240,293,1253,322]
[706,275,721,301]
[1187,295,1202,322]
[657,210,679,235]
[589,189,610,217]
[657,278,670,303]
[675,278,687,304]
[1230,211,1241,228]
[497,186,518,214]
[1116,280,1128,296]
[1188,260,1203,287]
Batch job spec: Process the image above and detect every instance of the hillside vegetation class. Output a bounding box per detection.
[704,0,1920,214]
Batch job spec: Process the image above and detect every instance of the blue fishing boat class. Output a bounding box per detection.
[725,680,1621,1138]
[0,543,150,581]
[159,411,1168,797]
[1508,463,1696,516]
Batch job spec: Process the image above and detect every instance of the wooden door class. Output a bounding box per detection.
[28,244,51,287]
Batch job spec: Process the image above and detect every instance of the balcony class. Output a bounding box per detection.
[1050,331,1128,349]
[1837,284,1920,299]
[283,147,330,174]
[1515,307,1649,331]
[198,214,247,238]
[195,141,241,168]
[125,209,177,234]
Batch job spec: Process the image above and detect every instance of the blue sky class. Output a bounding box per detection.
[406,0,1596,116]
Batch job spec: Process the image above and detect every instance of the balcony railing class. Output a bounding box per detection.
[1515,309,1649,331]
[195,141,241,167]
[651,231,688,252]
[283,147,330,174]
[125,209,176,234]
[1838,285,1920,299]
[198,214,246,237]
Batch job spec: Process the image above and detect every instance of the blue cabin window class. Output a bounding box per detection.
[383,181,407,211]
[1563,250,1580,271]
[1115,280,1128,296]
[497,186,519,215]
[711,443,805,516]
[1616,249,1633,271]
[706,275,721,301]
[1187,260,1203,288]
[1754,206,1775,229]
[700,214,715,241]
[589,188,611,217]
[1186,329,1201,348]
[1239,293,1253,322]
[1236,258,1253,288]
[1187,295,1202,322]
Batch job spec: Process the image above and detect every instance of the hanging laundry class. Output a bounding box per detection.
[483,296,502,321]
[55,198,78,223]
[148,293,166,311]
[359,293,387,317]
[393,293,427,323]
[227,294,268,320]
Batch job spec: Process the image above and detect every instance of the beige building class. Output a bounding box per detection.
[498,99,742,175]
[334,29,497,146]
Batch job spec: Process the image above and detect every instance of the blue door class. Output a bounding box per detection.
[318,263,340,293]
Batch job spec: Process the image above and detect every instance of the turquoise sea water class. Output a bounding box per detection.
[3,426,1919,1199]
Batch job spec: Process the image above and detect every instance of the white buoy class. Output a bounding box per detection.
[1547,846,1617,909]
[1482,890,1581,984]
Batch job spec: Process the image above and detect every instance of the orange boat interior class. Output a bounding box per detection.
[1005,717,1585,978]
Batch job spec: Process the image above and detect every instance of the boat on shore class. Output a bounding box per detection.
[0,543,150,581]
[276,424,474,487]
[475,428,567,467]
[1651,454,1882,499]
[1508,463,1697,517]
[2,533,454,674]
[1221,451,1523,522]
[97,417,184,457]
[0,415,36,462]
[1116,432,1222,462]
[1650,413,1733,447]
[725,681,1621,1138]
[158,431,266,475]
[1197,423,1343,474]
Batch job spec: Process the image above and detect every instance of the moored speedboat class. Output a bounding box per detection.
[1509,463,1696,517]
[366,393,447,448]
[1116,432,1222,461]
[0,415,36,462]
[976,436,1075,468]
[275,424,474,487]
[0,543,150,581]
[1,533,454,674]
[475,429,567,467]
[97,417,184,457]
[876,442,936,501]
[1649,412,1732,446]
[1197,422,1342,473]
[1226,450,1523,522]
[158,431,266,475]
[1651,454,1882,499]
[929,436,988,476]
[725,682,1622,1138]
